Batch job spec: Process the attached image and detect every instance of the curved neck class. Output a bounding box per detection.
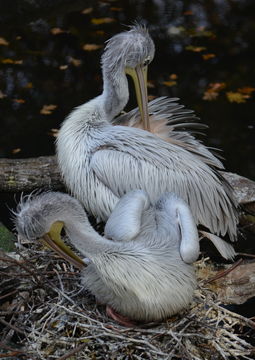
[101,65,129,120]
[58,209,117,258]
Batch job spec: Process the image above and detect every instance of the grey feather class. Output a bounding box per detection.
[14,190,198,322]
[56,26,238,256]
[114,96,224,169]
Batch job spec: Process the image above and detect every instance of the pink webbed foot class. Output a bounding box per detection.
[106,305,137,327]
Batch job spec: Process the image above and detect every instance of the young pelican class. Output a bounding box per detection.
[56,25,238,259]
[15,190,199,324]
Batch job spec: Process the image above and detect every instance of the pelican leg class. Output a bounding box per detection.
[106,306,137,327]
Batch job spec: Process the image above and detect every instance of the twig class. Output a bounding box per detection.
[0,351,27,358]
[237,253,255,258]
[203,258,243,284]
[57,342,87,360]
[0,253,42,284]
[209,301,255,329]
[0,318,25,335]
[0,341,25,354]
[0,289,18,300]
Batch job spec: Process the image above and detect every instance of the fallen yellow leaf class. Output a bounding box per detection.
[91,17,115,25]
[110,7,123,11]
[40,104,58,115]
[237,87,255,95]
[82,43,103,51]
[168,26,185,35]
[169,73,178,80]
[195,30,215,38]
[48,128,59,137]
[213,82,226,90]
[202,82,226,101]
[162,80,177,87]
[207,82,226,92]
[95,30,105,36]
[13,98,26,104]
[226,91,250,104]
[185,45,206,52]
[69,57,82,67]
[0,90,7,99]
[1,58,23,64]
[59,65,68,70]
[202,53,216,60]
[0,37,9,46]
[12,148,21,154]
[81,7,93,14]
[183,10,193,15]
[24,82,33,89]
[147,81,155,88]
[202,91,219,101]
[51,27,67,35]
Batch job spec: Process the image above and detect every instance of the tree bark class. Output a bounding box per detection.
[203,259,255,305]
[0,156,63,192]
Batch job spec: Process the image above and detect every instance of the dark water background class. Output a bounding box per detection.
[0,0,254,179]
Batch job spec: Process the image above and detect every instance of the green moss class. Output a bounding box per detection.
[7,175,16,187]
[0,223,16,252]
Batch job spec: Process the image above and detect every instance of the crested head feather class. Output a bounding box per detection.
[101,25,155,74]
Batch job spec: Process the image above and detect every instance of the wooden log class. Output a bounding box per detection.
[223,172,255,207]
[0,156,63,192]
[216,260,255,304]
[199,259,255,305]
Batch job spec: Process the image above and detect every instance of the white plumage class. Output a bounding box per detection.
[15,190,198,322]
[56,25,238,259]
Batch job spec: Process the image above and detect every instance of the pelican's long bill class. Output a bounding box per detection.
[125,65,150,131]
[41,221,85,270]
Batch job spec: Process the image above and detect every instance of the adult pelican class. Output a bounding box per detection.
[15,190,198,324]
[56,25,238,259]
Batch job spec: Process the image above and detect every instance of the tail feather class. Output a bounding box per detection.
[200,231,236,260]
[113,97,224,169]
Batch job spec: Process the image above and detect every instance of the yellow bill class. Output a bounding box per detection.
[41,221,85,270]
[125,65,150,131]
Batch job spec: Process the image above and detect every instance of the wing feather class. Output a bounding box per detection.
[113,96,224,169]
[90,126,238,240]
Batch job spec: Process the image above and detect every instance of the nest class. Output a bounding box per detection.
[0,240,254,360]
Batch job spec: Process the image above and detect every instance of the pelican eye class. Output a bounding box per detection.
[143,56,151,67]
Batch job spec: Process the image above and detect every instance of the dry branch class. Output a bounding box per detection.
[0,156,63,192]
[214,260,255,305]
[197,257,255,305]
